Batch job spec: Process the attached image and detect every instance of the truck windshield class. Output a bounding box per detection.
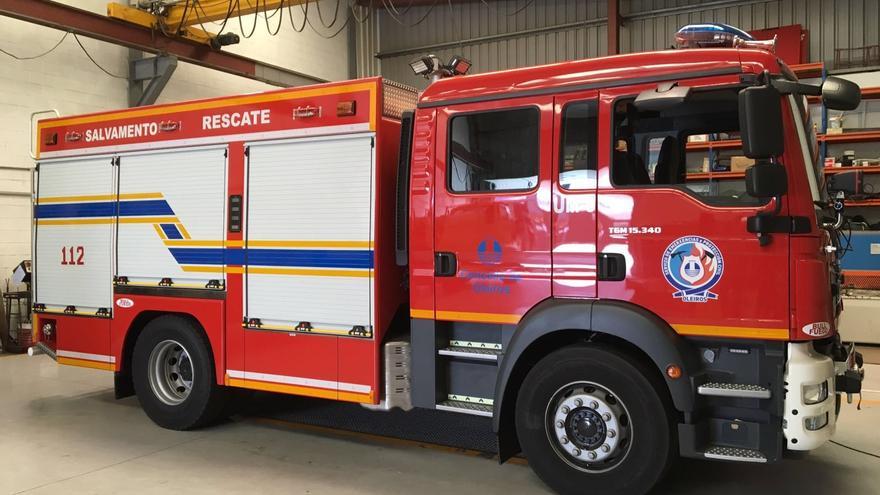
[792,94,824,203]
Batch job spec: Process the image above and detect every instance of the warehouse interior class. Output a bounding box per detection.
[2,1,880,494]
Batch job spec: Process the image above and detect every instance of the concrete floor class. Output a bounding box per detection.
[1,354,879,495]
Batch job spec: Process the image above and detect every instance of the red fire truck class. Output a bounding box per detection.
[30,25,865,494]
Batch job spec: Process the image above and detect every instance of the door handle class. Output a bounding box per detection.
[434,252,457,277]
[598,253,626,281]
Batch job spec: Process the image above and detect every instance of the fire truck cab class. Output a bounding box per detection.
[31,26,866,495]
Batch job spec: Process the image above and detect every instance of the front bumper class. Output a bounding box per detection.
[783,341,864,451]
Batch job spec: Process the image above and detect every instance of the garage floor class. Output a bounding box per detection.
[1,354,879,495]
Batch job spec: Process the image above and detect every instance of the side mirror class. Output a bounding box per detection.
[822,76,861,111]
[827,170,863,197]
[745,162,788,198]
[738,85,784,159]
[633,82,692,112]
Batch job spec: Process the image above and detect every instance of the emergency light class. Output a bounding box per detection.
[675,23,775,53]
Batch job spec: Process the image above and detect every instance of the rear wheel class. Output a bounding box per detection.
[132,315,227,430]
[515,345,674,495]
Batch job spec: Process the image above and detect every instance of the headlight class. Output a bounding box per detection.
[804,412,829,431]
[803,381,829,405]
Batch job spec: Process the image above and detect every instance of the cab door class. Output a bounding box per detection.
[552,93,599,298]
[595,83,790,339]
[433,97,553,326]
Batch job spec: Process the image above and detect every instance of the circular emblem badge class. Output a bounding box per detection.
[661,236,724,303]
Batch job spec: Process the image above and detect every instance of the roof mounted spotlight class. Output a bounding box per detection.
[448,55,472,76]
[210,32,241,50]
[409,55,439,78]
[410,54,471,83]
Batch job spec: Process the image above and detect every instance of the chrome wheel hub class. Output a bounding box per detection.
[148,339,194,406]
[547,382,632,472]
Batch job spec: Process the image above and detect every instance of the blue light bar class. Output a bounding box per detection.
[674,23,755,49]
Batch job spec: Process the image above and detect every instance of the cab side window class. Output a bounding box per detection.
[560,101,598,190]
[610,88,765,206]
[449,108,539,193]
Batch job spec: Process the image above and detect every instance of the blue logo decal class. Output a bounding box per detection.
[661,236,724,303]
[477,238,503,265]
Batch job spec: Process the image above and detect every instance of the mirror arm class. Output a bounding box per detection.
[770,78,821,97]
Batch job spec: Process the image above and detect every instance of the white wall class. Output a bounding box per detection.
[0,0,350,285]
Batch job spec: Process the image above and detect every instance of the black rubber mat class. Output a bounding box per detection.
[240,393,498,454]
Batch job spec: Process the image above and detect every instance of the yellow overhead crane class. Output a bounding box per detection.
[107,1,306,45]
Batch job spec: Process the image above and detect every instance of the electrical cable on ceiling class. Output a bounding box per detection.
[382,0,439,27]
[0,32,69,60]
[73,34,127,79]
[479,0,536,17]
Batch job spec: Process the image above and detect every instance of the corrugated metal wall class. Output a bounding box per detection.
[364,0,607,87]
[356,0,880,88]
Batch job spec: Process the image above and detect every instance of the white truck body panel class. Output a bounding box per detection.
[117,146,227,287]
[35,156,115,314]
[244,133,375,332]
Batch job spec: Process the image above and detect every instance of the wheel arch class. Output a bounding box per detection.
[114,311,213,399]
[494,298,700,461]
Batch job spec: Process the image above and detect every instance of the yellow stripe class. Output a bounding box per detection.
[165,240,224,247]
[246,267,371,278]
[153,223,167,240]
[247,240,374,248]
[58,357,115,371]
[37,192,163,204]
[244,324,356,337]
[176,223,192,239]
[672,324,789,340]
[180,265,226,273]
[164,239,373,248]
[338,390,375,404]
[118,216,179,224]
[38,217,176,225]
[207,266,372,277]
[40,81,377,129]
[226,377,338,400]
[36,218,115,225]
[436,310,521,325]
[410,309,433,319]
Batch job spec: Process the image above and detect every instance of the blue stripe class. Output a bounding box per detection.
[35,201,116,218]
[168,248,374,270]
[36,199,174,219]
[118,200,174,217]
[160,224,183,240]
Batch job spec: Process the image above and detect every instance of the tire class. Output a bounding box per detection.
[515,345,675,495]
[132,315,227,430]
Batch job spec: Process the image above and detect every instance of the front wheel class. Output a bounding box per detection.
[132,315,227,430]
[515,345,675,495]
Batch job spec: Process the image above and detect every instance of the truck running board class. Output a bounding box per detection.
[436,399,493,417]
[697,382,771,399]
[437,346,501,362]
[704,445,768,463]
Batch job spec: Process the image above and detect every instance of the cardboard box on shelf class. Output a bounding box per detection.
[730,156,755,172]
[688,134,709,142]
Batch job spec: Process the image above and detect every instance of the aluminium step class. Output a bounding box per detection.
[704,445,768,463]
[697,382,771,399]
[435,400,493,417]
[437,346,502,362]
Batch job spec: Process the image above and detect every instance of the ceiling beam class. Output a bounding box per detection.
[164,0,307,28]
[0,0,325,87]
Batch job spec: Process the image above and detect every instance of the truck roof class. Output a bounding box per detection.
[418,48,781,108]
